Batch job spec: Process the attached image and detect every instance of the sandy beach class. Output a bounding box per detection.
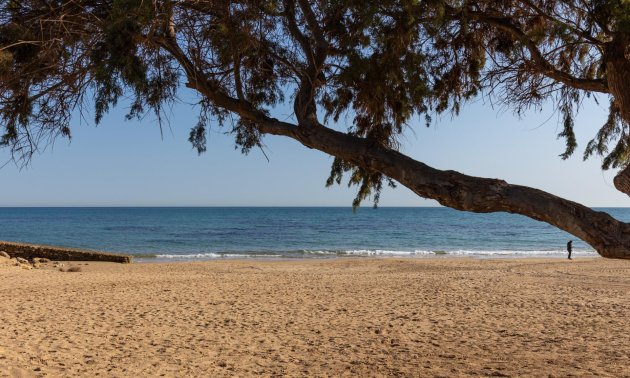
[1,257,629,377]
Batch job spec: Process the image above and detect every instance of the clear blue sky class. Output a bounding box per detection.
[0,88,627,207]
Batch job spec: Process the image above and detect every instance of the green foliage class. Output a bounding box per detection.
[594,0,630,32]
[424,0,630,172]
[320,1,431,145]
[1,0,629,205]
[557,88,579,160]
[91,0,164,124]
[327,156,396,209]
[584,100,629,169]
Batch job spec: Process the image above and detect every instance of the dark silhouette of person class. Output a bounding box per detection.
[567,240,573,260]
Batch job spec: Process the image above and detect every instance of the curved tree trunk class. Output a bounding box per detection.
[281,124,630,259]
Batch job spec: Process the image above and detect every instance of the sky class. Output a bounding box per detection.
[0,88,627,207]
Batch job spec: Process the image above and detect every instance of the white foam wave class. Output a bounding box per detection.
[154,253,222,259]
[153,253,282,259]
[321,249,598,257]
[146,248,598,260]
[446,249,597,256]
[340,249,432,256]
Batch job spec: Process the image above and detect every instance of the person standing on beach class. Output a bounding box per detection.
[567,240,573,260]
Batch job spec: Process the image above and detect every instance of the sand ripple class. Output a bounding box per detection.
[1,258,629,377]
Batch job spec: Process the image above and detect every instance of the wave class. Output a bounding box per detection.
[329,249,597,257]
[148,252,283,260]
[134,248,598,260]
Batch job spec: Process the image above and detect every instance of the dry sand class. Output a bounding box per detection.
[1,257,629,377]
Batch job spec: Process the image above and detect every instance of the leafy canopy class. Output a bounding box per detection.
[1,0,629,205]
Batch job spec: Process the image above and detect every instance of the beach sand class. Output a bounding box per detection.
[1,257,629,377]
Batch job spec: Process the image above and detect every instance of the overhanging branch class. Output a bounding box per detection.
[446,6,609,94]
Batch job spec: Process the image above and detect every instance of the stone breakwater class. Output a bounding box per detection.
[0,252,66,271]
[0,241,132,263]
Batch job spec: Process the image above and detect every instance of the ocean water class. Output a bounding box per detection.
[1,207,627,261]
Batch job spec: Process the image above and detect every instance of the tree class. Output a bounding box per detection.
[1,0,629,258]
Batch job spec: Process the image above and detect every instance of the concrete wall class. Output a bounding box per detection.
[0,241,132,263]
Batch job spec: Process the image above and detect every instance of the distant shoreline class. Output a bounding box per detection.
[0,239,594,263]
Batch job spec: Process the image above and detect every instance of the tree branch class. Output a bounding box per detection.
[283,123,630,259]
[282,0,329,127]
[518,0,603,45]
[448,6,609,93]
[155,34,294,137]
[296,0,328,54]
[283,0,313,66]
[156,31,630,259]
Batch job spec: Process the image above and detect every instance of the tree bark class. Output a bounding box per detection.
[614,165,630,196]
[607,33,630,197]
[606,33,630,128]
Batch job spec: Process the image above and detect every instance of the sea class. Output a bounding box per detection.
[1,207,627,261]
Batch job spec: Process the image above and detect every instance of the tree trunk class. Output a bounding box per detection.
[606,33,630,128]
[607,32,630,196]
[266,124,630,259]
[613,165,630,196]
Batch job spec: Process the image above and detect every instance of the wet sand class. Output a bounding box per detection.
[1,257,629,377]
